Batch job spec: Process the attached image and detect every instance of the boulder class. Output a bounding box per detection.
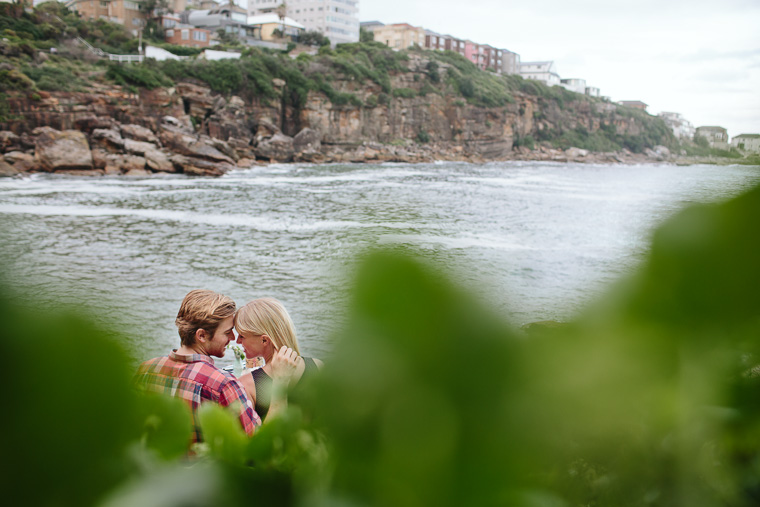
[236,157,257,168]
[254,118,280,140]
[91,128,125,152]
[293,128,322,153]
[0,159,19,177]
[124,167,151,177]
[0,131,22,153]
[121,124,160,145]
[74,114,118,133]
[228,96,246,110]
[255,132,295,162]
[565,147,589,158]
[91,148,109,169]
[4,151,36,172]
[34,129,93,172]
[145,150,175,173]
[161,116,194,134]
[208,138,239,162]
[654,145,671,159]
[170,154,233,177]
[159,130,235,164]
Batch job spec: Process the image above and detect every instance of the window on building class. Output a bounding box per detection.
[182,29,189,40]
[193,31,207,41]
[166,29,174,37]
[124,1,138,10]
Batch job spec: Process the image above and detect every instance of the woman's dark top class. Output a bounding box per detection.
[252,356,318,419]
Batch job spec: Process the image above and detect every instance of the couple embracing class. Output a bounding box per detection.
[134,290,322,445]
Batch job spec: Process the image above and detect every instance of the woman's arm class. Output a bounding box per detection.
[265,346,301,421]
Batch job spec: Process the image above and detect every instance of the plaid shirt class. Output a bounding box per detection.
[134,350,260,444]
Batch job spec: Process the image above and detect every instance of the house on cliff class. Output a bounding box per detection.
[696,126,730,149]
[731,134,760,153]
[372,23,426,49]
[659,112,695,139]
[619,100,648,111]
[182,4,261,46]
[561,78,586,94]
[520,61,560,86]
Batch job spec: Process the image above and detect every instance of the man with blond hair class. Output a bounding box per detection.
[134,289,260,444]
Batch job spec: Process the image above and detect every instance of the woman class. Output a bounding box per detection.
[234,297,323,420]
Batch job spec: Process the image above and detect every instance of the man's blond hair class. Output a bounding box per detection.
[175,289,236,347]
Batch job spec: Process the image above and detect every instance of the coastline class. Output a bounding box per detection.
[3,125,751,179]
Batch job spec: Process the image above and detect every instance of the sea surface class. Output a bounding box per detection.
[1,161,758,365]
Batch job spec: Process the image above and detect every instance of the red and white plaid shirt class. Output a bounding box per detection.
[135,350,260,444]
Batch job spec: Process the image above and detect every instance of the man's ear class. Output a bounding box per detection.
[195,328,208,343]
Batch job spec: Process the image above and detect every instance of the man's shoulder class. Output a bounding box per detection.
[137,355,171,372]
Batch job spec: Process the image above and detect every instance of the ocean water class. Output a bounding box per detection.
[1,161,758,365]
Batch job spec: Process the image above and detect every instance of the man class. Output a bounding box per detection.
[134,289,261,444]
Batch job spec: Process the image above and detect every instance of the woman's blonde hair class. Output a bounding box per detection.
[234,298,300,354]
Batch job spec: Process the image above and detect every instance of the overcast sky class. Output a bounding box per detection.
[360,0,760,138]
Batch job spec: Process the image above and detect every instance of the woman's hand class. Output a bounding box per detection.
[269,346,301,385]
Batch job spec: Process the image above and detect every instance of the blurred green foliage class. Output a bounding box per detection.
[2,132,760,506]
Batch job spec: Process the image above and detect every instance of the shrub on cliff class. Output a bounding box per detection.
[106,61,173,90]
[21,60,87,92]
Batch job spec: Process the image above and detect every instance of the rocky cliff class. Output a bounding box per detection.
[0,50,677,177]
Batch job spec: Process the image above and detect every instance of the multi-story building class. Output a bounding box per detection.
[424,30,466,56]
[520,61,560,86]
[560,78,586,94]
[182,3,260,45]
[161,13,211,47]
[696,126,729,149]
[731,134,760,153]
[248,0,359,45]
[585,86,600,97]
[658,112,695,139]
[500,49,520,75]
[66,0,147,35]
[372,23,425,49]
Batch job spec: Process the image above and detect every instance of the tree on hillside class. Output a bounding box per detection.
[138,0,169,40]
[360,27,374,43]
[299,30,330,47]
[276,2,287,36]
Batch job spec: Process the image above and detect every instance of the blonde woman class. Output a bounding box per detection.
[234,298,323,420]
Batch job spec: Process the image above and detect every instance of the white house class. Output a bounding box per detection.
[519,61,560,87]
[659,112,695,139]
[585,86,600,97]
[731,134,760,153]
[560,78,586,94]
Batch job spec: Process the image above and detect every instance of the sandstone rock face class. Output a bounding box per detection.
[175,83,215,118]
[256,132,295,162]
[35,129,93,172]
